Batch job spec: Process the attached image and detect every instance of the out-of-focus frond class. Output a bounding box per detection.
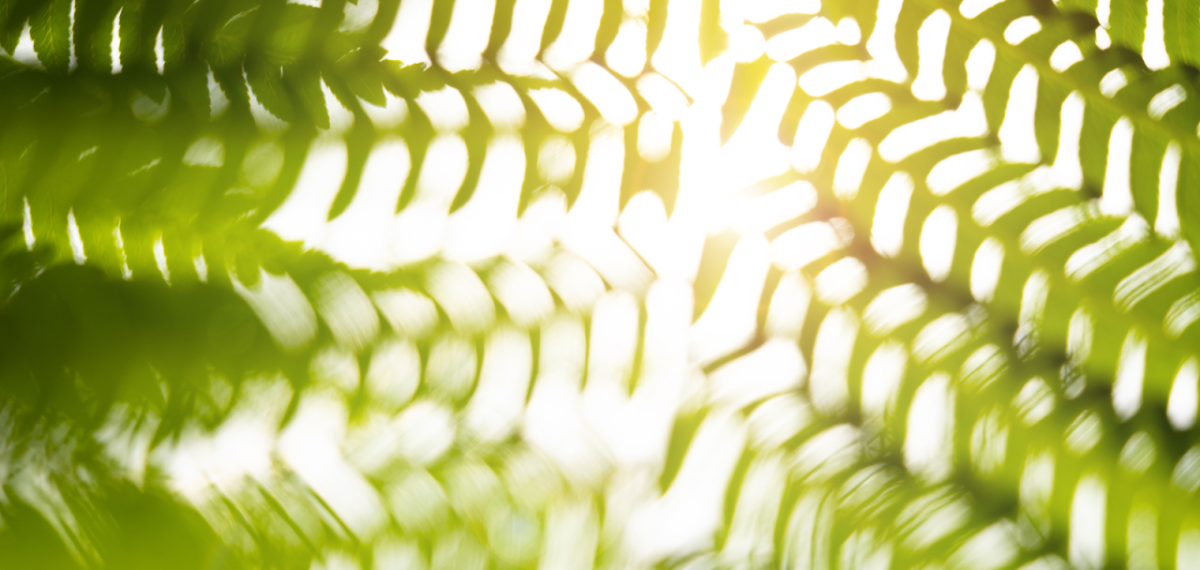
[8,0,1200,567]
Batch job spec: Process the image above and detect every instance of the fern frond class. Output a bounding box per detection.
[10,0,1200,567]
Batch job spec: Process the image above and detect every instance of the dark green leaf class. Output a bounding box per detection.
[29,0,70,74]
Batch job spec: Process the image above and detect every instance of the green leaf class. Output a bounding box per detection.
[13,0,1200,567]
[1109,0,1148,55]
[1164,0,1200,68]
[0,0,36,55]
[166,61,211,119]
[245,59,294,122]
[204,7,256,70]
[29,0,70,74]
[265,4,319,65]
[342,61,386,107]
[285,65,330,129]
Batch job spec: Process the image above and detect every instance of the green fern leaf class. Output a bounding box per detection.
[29,0,69,74]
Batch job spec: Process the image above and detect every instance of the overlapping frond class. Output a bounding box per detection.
[7,0,1200,567]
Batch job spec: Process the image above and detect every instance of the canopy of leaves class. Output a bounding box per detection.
[3,0,1200,568]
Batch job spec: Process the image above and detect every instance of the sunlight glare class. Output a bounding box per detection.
[444,136,527,263]
[747,394,811,450]
[766,271,812,339]
[728,25,767,63]
[863,284,928,335]
[538,136,577,184]
[1143,0,1170,69]
[792,101,836,172]
[465,326,534,442]
[766,18,836,61]
[809,309,859,414]
[720,63,795,191]
[638,111,676,161]
[999,65,1040,163]
[861,342,907,428]
[262,140,348,245]
[814,257,868,305]
[1070,475,1107,570]
[730,181,819,235]
[571,63,640,127]
[1149,84,1187,119]
[474,82,526,130]
[799,61,867,96]
[832,138,872,200]
[382,0,432,63]
[365,339,421,409]
[488,259,555,328]
[966,40,996,91]
[1113,330,1147,420]
[865,0,907,82]
[1100,69,1128,98]
[691,236,771,365]
[529,88,586,132]
[912,10,951,101]
[1050,41,1084,71]
[905,373,954,483]
[1004,16,1041,45]
[416,86,471,132]
[1169,359,1199,430]
[497,0,554,76]
[608,18,650,77]
[878,92,988,162]
[323,138,410,270]
[792,424,862,481]
[637,73,690,119]
[709,339,806,410]
[772,219,854,271]
[871,171,914,257]
[837,93,892,129]
[928,150,995,195]
[372,288,439,339]
[544,0,605,70]
[436,0,494,72]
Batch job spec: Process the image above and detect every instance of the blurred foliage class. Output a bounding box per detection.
[3,0,1200,568]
